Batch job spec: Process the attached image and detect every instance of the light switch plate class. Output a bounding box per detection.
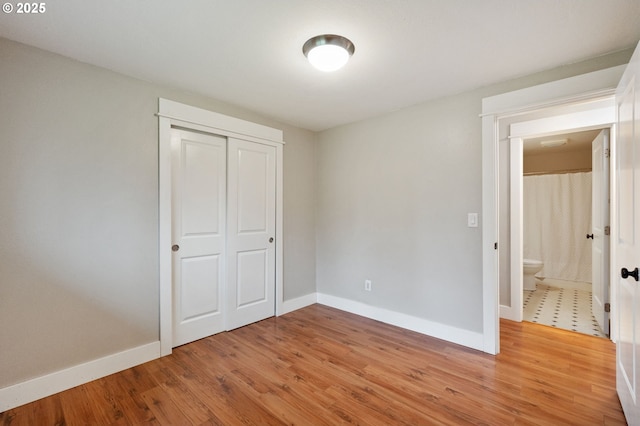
[468,213,478,227]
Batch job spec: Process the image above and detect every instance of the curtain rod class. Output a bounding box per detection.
[523,168,592,176]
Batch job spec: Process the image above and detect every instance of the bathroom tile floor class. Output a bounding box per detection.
[523,279,607,338]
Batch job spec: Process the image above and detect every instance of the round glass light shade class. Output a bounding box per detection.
[307,44,350,72]
[303,35,355,72]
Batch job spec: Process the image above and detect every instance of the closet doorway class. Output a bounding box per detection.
[171,129,277,347]
[158,99,284,355]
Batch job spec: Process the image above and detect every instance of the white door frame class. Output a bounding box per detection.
[481,65,625,354]
[157,98,284,356]
[507,106,616,327]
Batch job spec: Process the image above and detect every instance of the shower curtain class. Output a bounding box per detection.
[523,172,592,283]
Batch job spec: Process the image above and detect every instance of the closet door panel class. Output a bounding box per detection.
[171,129,227,347]
[237,149,269,233]
[236,249,268,306]
[227,138,276,330]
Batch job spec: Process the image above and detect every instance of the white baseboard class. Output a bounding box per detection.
[279,292,318,315]
[0,341,160,412]
[500,304,522,322]
[317,293,485,352]
[1,295,487,412]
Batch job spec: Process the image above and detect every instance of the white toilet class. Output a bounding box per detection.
[523,259,543,290]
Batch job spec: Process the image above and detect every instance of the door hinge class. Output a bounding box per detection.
[605,226,610,236]
[605,303,611,313]
[494,242,498,250]
[604,148,610,158]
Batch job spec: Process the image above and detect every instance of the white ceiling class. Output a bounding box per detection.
[1,0,639,131]
[524,129,601,155]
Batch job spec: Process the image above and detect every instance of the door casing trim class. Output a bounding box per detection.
[158,99,284,356]
[481,65,625,354]
[505,105,616,332]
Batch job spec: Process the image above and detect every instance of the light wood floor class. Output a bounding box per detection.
[1,304,626,425]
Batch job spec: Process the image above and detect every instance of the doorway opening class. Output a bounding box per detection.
[519,128,610,338]
[483,44,639,421]
[157,98,285,356]
[505,108,616,337]
[480,65,625,355]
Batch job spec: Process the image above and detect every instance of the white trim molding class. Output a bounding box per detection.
[508,136,524,323]
[481,113,500,354]
[280,293,318,316]
[0,342,160,413]
[317,294,485,352]
[157,99,283,143]
[481,66,623,117]
[482,66,624,354]
[505,99,617,329]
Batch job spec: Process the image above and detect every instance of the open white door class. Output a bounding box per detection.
[171,129,227,347]
[226,138,277,330]
[591,129,610,335]
[616,41,640,425]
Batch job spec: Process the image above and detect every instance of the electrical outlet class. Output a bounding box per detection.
[364,279,372,291]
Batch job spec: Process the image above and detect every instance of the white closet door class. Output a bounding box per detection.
[226,138,276,330]
[171,129,227,346]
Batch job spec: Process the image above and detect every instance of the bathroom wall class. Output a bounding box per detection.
[524,146,591,174]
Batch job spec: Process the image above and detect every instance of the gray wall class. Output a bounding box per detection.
[0,37,316,388]
[316,94,484,331]
[282,126,317,301]
[0,33,634,390]
[315,48,634,332]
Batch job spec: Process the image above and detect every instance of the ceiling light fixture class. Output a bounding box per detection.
[303,34,355,72]
[540,138,568,148]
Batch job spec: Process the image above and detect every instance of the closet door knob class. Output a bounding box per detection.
[621,267,639,281]
[171,244,180,252]
[586,234,594,239]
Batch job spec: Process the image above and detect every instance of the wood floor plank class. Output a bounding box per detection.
[80,378,128,425]
[1,304,627,425]
[56,383,99,425]
[166,343,286,425]
[103,364,160,425]
[0,392,65,426]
